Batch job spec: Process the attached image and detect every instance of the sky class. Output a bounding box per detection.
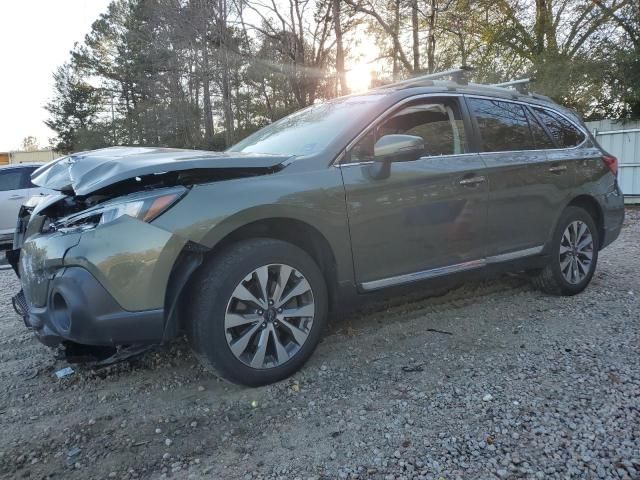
[0,0,112,152]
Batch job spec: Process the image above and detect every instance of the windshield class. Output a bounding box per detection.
[228,95,382,156]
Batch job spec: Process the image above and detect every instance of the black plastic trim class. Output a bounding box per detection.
[23,267,164,347]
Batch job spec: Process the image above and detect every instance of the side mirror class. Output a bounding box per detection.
[374,134,424,163]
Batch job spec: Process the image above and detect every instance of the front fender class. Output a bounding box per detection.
[153,167,354,285]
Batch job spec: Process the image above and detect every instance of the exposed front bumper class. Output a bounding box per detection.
[16,215,187,348]
[16,266,164,347]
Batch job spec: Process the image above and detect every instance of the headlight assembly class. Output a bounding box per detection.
[56,186,187,231]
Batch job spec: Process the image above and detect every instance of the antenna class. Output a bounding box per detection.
[491,77,535,94]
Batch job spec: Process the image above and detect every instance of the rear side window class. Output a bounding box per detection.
[533,107,585,148]
[524,107,555,149]
[0,170,25,192]
[467,98,534,152]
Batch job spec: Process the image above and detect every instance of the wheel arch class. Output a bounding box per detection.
[565,195,604,249]
[212,217,339,298]
[162,216,342,340]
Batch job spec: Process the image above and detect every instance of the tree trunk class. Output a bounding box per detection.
[201,23,215,144]
[333,0,347,94]
[427,0,437,74]
[218,0,234,147]
[392,0,400,80]
[412,0,420,71]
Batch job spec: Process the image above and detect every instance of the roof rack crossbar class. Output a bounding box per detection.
[491,77,535,94]
[382,65,474,89]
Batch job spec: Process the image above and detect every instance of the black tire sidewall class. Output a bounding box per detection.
[547,206,599,295]
[190,238,328,386]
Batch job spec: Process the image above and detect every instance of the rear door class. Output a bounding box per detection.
[530,106,599,195]
[466,96,570,259]
[0,168,31,238]
[340,95,489,289]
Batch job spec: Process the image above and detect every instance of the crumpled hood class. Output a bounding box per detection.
[31,146,293,196]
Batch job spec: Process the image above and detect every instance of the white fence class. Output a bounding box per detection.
[586,119,640,203]
[9,149,61,164]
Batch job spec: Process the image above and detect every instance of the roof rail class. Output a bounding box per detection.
[379,65,474,89]
[491,77,535,94]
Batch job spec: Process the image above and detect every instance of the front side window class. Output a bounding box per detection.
[0,170,24,192]
[468,97,535,152]
[533,107,585,148]
[348,98,467,163]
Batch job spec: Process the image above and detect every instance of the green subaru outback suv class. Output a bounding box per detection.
[10,77,624,386]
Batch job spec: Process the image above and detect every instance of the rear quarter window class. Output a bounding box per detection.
[533,107,585,148]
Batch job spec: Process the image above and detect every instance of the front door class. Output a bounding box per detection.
[340,96,488,290]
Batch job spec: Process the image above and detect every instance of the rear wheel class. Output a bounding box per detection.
[188,238,328,386]
[532,206,599,296]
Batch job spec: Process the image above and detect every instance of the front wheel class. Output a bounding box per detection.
[188,238,328,386]
[532,206,599,296]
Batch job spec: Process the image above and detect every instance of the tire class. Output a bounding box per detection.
[187,238,328,386]
[532,206,599,296]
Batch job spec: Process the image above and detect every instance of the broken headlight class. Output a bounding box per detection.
[55,186,187,231]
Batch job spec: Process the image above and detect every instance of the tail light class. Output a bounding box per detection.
[601,154,618,176]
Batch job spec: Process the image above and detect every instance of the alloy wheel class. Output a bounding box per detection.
[224,264,315,369]
[559,220,594,284]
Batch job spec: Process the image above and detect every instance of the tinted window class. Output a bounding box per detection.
[0,170,24,192]
[23,167,38,188]
[524,107,555,149]
[533,107,585,147]
[349,98,467,162]
[468,98,534,152]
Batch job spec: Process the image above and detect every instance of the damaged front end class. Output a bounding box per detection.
[11,146,290,365]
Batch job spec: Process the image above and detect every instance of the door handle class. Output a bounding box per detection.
[548,165,567,173]
[459,176,486,186]
[9,195,25,200]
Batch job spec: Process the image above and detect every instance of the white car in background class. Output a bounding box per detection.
[0,164,51,248]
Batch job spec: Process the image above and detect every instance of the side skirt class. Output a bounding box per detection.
[359,245,544,292]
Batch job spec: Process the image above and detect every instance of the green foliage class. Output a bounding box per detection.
[45,63,108,153]
[44,0,640,153]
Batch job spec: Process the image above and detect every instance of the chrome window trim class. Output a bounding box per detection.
[360,245,544,291]
[334,92,590,169]
[337,152,480,168]
[463,94,589,153]
[339,161,375,167]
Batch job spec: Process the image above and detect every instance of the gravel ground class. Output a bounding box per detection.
[0,210,638,480]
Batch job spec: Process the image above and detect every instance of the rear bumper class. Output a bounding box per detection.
[16,266,164,347]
